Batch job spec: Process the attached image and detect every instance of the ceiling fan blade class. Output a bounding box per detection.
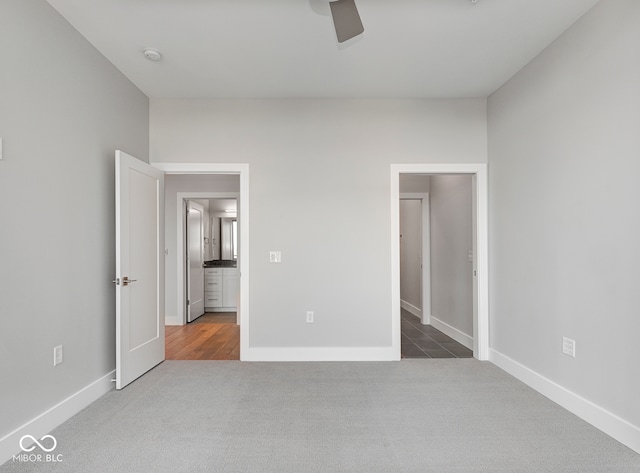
[329,0,364,43]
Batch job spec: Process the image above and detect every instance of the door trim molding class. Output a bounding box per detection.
[153,163,250,361]
[391,163,488,360]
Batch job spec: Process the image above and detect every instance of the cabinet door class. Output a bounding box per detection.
[223,273,240,308]
[204,276,222,294]
[205,293,222,308]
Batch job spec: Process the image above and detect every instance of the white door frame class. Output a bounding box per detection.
[154,163,250,361]
[177,192,240,325]
[391,164,488,360]
[399,193,430,325]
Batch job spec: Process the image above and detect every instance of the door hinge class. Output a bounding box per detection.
[187,299,190,306]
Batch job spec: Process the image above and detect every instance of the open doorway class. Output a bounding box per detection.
[399,177,474,359]
[171,196,241,359]
[173,192,240,360]
[154,166,247,361]
[391,164,489,361]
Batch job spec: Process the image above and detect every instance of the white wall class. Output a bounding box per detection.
[399,174,430,194]
[488,0,640,440]
[164,174,240,322]
[151,99,487,350]
[399,199,423,314]
[429,175,473,338]
[0,0,148,448]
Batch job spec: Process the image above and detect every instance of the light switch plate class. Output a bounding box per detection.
[53,345,63,366]
[269,251,281,263]
[562,337,575,357]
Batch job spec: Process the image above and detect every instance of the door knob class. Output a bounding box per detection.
[122,276,138,286]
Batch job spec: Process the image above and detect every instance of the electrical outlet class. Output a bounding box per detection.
[53,345,63,366]
[562,337,575,358]
[306,311,314,323]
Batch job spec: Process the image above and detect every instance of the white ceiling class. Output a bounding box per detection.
[46,0,600,99]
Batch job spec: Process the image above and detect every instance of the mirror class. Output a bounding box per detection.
[220,217,237,260]
[203,198,237,263]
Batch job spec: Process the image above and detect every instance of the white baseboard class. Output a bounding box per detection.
[164,314,183,326]
[430,315,473,350]
[400,300,422,319]
[243,346,397,362]
[0,370,115,465]
[490,349,640,454]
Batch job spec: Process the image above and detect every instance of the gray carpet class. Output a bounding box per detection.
[2,360,639,472]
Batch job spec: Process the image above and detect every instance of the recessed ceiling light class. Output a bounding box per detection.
[143,48,162,62]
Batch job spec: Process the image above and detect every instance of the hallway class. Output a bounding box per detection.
[401,309,473,358]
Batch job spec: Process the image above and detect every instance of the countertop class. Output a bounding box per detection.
[203,260,237,268]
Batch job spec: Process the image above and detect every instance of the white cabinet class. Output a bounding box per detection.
[204,267,239,311]
[204,268,222,309]
[222,268,239,308]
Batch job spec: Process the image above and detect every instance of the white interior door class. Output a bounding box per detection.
[187,200,205,322]
[115,150,165,390]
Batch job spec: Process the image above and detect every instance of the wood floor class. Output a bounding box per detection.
[165,312,239,360]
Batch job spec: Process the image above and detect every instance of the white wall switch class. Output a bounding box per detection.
[53,345,63,366]
[306,311,314,323]
[562,337,575,357]
[269,251,281,263]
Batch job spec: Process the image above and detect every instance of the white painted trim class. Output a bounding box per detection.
[176,191,240,326]
[164,314,182,326]
[153,162,250,361]
[153,163,243,174]
[0,370,115,465]
[400,192,430,325]
[391,163,489,360]
[243,347,395,362]
[490,349,640,454]
[390,172,402,361]
[401,300,422,318]
[430,315,473,350]
[473,166,489,360]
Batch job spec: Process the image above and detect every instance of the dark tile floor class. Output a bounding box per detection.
[401,309,474,358]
